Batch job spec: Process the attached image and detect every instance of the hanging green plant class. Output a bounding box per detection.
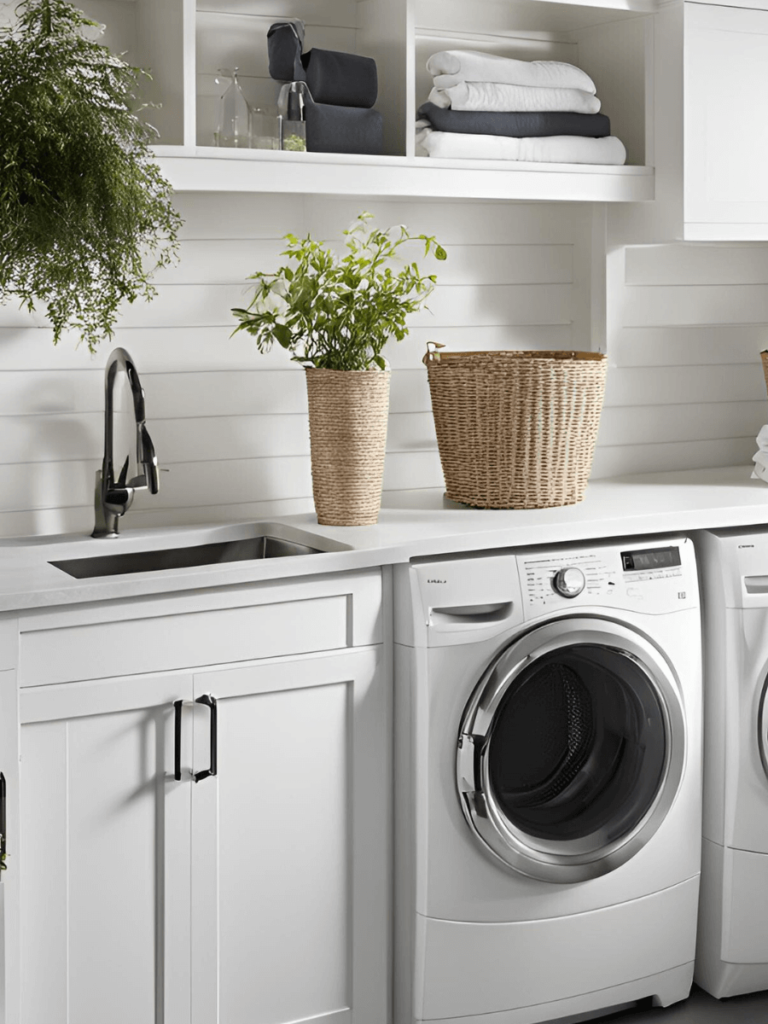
[0,0,182,353]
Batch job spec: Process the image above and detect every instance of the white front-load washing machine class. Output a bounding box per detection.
[695,526,768,998]
[393,536,702,1024]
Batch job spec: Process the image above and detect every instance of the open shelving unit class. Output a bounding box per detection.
[75,0,659,202]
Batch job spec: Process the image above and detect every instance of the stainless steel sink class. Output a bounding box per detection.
[50,535,322,579]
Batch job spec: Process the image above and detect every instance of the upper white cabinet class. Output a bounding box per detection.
[684,2,768,239]
[612,0,768,241]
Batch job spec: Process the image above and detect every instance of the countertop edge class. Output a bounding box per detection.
[2,466,768,613]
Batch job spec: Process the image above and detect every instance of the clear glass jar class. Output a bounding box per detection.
[251,107,280,150]
[277,81,310,153]
[213,68,252,148]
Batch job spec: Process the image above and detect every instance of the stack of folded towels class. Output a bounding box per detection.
[416,50,626,166]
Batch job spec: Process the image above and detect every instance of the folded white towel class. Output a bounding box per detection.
[750,426,768,479]
[428,82,601,114]
[752,448,768,481]
[415,126,627,166]
[427,51,596,94]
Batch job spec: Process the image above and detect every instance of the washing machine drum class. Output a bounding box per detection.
[457,617,686,883]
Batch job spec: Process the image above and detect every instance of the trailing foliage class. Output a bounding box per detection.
[0,0,182,352]
[231,212,447,371]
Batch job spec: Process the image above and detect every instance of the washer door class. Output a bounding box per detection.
[457,617,686,883]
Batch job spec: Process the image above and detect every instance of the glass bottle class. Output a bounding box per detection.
[277,81,310,153]
[214,68,252,148]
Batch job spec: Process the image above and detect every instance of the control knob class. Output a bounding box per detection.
[553,567,586,599]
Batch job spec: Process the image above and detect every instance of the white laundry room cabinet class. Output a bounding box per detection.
[684,1,768,239]
[3,569,390,1024]
[620,0,768,241]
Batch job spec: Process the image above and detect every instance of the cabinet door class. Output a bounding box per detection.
[190,648,389,1024]
[17,673,194,1024]
[685,2,768,238]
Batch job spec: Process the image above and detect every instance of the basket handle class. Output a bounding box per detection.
[423,341,446,365]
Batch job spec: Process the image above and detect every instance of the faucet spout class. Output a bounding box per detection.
[92,348,160,538]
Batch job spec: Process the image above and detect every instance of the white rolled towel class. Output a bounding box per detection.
[428,82,601,114]
[757,424,768,451]
[427,51,596,94]
[415,126,626,166]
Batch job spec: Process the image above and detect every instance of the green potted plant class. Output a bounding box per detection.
[0,0,181,353]
[232,212,447,526]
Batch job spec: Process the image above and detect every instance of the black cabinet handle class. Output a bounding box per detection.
[174,700,183,781]
[194,695,218,783]
[0,772,7,870]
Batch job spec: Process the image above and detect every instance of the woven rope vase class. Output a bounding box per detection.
[305,368,391,526]
[425,349,607,510]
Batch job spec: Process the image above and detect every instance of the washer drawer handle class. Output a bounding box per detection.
[431,601,514,626]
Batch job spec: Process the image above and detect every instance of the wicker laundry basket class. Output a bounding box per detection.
[761,350,768,398]
[424,346,608,509]
[305,367,391,526]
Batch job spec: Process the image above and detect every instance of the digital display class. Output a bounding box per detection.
[621,546,681,572]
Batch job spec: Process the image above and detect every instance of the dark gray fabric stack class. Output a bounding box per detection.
[417,103,611,140]
[268,21,383,155]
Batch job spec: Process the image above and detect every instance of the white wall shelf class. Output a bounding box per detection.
[154,146,654,201]
[38,0,656,205]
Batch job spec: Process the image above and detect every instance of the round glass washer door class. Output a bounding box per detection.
[457,617,686,883]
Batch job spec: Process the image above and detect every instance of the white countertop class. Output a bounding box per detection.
[3,464,768,613]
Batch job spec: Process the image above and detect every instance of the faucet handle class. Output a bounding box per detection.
[138,423,160,495]
[116,455,130,488]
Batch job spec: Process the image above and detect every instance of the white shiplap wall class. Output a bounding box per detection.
[598,242,768,478]
[0,193,598,537]
[3,194,767,538]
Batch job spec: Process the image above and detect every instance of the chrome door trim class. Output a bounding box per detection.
[456,616,686,884]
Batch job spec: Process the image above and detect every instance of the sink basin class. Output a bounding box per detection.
[50,535,322,579]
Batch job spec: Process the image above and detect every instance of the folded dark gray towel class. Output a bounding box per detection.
[417,103,611,139]
[305,99,383,155]
[268,22,378,108]
[303,50,377,109]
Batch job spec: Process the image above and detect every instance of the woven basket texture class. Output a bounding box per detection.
[425,350,607,510]
[761,351,768,398]
[305,368,391,526]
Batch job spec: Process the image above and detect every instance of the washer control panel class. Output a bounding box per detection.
[620,545,682,578]
[519,542,691,614]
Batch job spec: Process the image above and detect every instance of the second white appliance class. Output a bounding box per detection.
[394,537,702,1024]
[695,527,768,998]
